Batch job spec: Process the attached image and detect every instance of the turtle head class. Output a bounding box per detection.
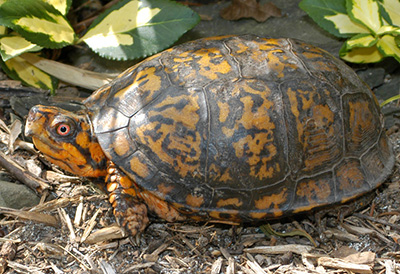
[25,105,108,178]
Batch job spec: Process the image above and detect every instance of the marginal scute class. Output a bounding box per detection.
[334,158,370,199]
[84,34,394,223]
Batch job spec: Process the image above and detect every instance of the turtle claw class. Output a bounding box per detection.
[113,200,149,237]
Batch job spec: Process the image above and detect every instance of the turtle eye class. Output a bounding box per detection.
[56,123,71,136]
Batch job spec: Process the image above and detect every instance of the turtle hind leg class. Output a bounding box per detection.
[106,163,149,237]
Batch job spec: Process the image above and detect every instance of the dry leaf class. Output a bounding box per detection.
[220,0,282,22]
[0,119,22,154]
[8,120,22,154]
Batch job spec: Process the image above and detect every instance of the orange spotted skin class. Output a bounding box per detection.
[26,35,394,235]
[25,106,108,178]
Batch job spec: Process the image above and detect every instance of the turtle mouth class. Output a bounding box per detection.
[25,105,47,138]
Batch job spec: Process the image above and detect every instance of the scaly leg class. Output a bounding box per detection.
[106,163,149,237]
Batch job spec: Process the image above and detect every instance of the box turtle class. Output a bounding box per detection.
[25,35,394,236]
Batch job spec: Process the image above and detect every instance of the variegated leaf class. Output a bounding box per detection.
[0,0,76,49]
[346,0,382,33]
[299,0,353,37]
[325,13,370,35]
[377,35,400,62]
[340,44,384,63]
[81,0,200,60]
[379,0,400,26]
[342,33,378,51]
[0,34,42,61]
[0,26,7,35]
[377,25,400,35]
[1,55,58,91]
[44,0,72,15]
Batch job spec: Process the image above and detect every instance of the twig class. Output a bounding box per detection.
[318,257,373,274]
[244,244,313,255]
[353,213,400,231]
[0,151,49,194]
[0,207,58,227]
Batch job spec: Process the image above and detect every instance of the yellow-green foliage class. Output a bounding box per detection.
[300,0,400,63]
[0,0,199,93]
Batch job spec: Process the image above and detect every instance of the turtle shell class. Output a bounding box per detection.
[84,35,394,222]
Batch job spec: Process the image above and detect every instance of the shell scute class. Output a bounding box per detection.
[85,35,394,222]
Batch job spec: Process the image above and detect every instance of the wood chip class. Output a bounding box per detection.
[383,260,396,274]
[318,257,372,274]
[80,208,102,243]
[0,207,58,227]
[0,241,16,274]
[45,170,80,183]
[84,225,124,244]
[246,253,268,274]
[179,234,201,256]
[7,261,46,274]
[324,227,360,242]
[74,197,84,226]
[342,251,375,265]
[220,246,232,260]
[98,259,117,274]
[244,244,313,255]
[0,151,50,193]
[227,257,236,274]
[122,262,155,273]
[58,208,76,242]
[211,257,223,274]
[34,243,64,257]
[144,241,170,262]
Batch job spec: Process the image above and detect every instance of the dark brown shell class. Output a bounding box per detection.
[84,35,394,222]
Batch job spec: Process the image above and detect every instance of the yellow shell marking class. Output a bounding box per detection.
[229,84,278,179]
[296,179,331,204]
[186,194,204,208]
[195,48,232,80]
[112,131,131,157]
[254,189,288,217]
[129,156,150,179]
[136,93,202,178]
[336,161,364,191]
[216,198,243,208]
[115,66,161,102]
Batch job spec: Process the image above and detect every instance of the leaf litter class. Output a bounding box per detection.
[0,120,399,273]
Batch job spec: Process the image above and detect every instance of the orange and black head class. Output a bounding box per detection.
[25,105,108,178]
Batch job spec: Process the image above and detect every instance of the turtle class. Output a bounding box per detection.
[25,34,394,237]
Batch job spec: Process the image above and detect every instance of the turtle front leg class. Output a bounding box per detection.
[106,163,149,237]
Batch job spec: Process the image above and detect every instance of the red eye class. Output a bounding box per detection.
[57,124,71,136]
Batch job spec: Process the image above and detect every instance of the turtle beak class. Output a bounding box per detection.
[25,105,44,138]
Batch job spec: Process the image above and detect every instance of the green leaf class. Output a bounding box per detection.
[377,34,400,62]
[346,0,382,33]
[340,44,384,63]
[0,0,76,49]
[0,34,42,61]
[379,0,400,26]
[395,36,400,47]
[81,0,200,60]
[1,55,58,92]
[299,0,354,37]
[44,0,72,15]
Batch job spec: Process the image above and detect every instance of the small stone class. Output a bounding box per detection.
[0,180,39,209]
